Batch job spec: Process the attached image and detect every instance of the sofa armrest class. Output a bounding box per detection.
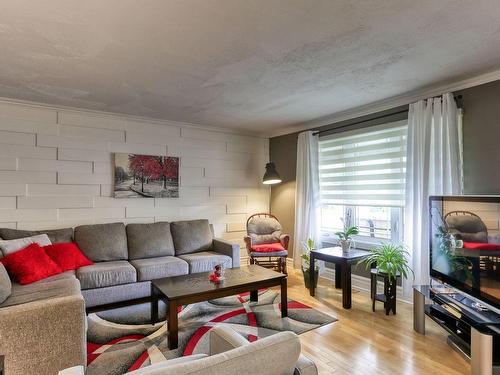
[0,295,86,375]
[209,326,250,355]
[213,238,240,268]
[59,365,85,375]
[127,354,208,374]
[280,234,291,250]
[294,354,318,375]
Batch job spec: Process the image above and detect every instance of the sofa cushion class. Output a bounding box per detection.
[74,223,128,262]
[130,256,189,281]
[0,277,81,308]
[76,261,136,289]
[0,227,73,244]
[35,270,76,283]
[82,281,150,308]
[0,243,62,285]
[178,251,232,273]
[126,222,175,260]
[44,242,94,271]
[0,263,11,304]
[171,219,213,256]
[0,234,52,257]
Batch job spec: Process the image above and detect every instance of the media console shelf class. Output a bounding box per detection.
[413,285,500,375]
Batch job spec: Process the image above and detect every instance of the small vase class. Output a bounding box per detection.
[340,240,351,253]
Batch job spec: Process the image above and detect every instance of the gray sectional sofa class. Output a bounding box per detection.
[0,219,240,375]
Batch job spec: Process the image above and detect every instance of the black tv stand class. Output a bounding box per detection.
[413,285,500,375]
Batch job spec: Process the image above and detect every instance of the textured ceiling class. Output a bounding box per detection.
[1,1,500,134]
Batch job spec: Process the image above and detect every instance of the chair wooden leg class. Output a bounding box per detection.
[282,257,287,275]
[250,257,255,265]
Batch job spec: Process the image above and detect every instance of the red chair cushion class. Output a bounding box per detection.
[463,242,500,251]
[0,243,62,285]
[251,243,286,253]
[44,242,94,271]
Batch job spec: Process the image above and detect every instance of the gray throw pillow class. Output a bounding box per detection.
[0,234,52,257]
[74,223,128,262]
[171,219,213,255]
[0,263,12,305]
[0,227,73,244]
[126,222,175,259]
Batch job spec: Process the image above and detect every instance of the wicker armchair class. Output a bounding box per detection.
[243,213,289,274]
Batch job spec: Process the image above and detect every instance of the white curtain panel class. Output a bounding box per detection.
[403,93,463,299]
[293,131,321,269]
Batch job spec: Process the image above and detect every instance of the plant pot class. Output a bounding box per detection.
[340,239,352,253]
[302,267,319,290]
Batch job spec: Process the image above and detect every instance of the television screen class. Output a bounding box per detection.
[430,196,500,309]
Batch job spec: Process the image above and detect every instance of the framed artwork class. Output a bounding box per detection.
[114,153,179,198]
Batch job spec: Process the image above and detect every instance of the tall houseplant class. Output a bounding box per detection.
[301,238,319,290]
[335,226,359,252]
[361,243,413,284]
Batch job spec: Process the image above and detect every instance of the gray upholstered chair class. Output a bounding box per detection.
[244,213,289,274]
[445,210,493,271]
[444,210,488,242]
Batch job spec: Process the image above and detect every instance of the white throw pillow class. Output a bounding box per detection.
[0,234,52,256]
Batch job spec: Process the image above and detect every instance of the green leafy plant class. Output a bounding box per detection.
[360,243,413,282]
[300,238,317,271]
[300,238,319,289]
[435,225,471,277]
[335,226,359,241]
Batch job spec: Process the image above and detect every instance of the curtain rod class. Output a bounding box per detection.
[312,109,408,136]
[311,94,463,137]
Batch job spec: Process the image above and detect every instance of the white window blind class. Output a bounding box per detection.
[319,120,407,208]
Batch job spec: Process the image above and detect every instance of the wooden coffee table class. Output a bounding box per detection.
[151,265,287,349]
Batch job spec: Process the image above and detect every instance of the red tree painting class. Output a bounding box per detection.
[114,153,179,198]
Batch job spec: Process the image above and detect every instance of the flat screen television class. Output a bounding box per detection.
[430,195,500,310]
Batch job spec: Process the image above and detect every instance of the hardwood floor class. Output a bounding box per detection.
[284,268,469,375]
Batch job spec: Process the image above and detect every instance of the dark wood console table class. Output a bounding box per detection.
[309,247,370,309]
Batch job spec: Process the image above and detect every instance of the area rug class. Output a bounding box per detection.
[86,289,336,375]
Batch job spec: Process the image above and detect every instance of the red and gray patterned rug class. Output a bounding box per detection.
[86,289,336,375]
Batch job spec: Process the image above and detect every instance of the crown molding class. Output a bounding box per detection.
[0,96,267,139]
[267,67,500,138]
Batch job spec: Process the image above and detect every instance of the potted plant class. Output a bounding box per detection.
[335,226,359,252]
[300,238,319,290]
[360,243,413,283]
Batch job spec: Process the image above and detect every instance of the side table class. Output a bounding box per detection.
[370,268,400,315]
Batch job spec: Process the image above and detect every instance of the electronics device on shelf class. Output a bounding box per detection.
[429,195,500,312]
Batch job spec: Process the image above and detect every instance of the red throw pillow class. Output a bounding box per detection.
[0,243,62,285]
[44,242,93,271]
[463,242,500,251]
[251,243,286,253]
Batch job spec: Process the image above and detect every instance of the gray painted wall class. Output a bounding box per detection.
[457,80,500,194]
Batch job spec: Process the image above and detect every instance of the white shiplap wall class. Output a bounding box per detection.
[0,101,270,254]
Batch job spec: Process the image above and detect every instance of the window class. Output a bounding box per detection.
[319,120,407,247]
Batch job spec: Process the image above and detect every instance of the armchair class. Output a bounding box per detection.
[244,213,290,274]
